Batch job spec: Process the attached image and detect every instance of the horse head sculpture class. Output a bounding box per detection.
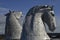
[5,10,23,40]
[41,5,56,32]
[21,5,56,40]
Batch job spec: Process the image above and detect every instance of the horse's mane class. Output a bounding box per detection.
[26,5,53,16]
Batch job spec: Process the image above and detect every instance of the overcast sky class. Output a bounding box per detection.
[0,0,60,34]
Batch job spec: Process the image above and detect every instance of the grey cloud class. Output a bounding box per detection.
[0,15,6,34]
[0,7,9,14]
[0,8,8,11]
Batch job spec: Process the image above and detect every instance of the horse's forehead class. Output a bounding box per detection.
[11,12,22,16]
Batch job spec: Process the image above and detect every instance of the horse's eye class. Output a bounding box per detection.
[51,13,55,16]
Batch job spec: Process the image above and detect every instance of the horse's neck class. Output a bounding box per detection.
[24,13,47,35]
[33,13,47,35]
[32,13,50,40]
[22,13,50,40]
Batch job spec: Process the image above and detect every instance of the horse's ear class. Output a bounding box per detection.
[5,10,11,16]
[9,10,11,13]
[51,5,54,10]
